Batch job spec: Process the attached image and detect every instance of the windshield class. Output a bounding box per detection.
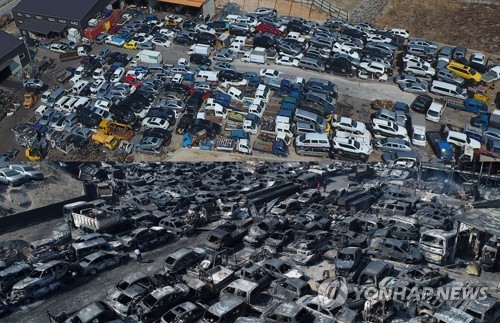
[353,141,361,149]
[165,257,176,265]
[441,149,454,158]
[3,170,20,176]
[413,133,425,141]
[316,115,324,124]
[428,110,439,117]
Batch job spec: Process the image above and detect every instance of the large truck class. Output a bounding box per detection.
[444,97,488,114]
[135,49,163,65]
[426,131,454,162]
[471,110,500,130]
[241,47,267,64]
[96,119,133,141]
[69,203,122,233]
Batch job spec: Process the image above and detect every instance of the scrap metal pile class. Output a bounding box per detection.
[0,162,499,322]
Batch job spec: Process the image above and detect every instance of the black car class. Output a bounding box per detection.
[410,94,433,113]
[185,91,204,113]
[146,108,176,125]
[253,36,276,49]
[229,27,250,37]
[75,107,102,128]
[110,105,137,125]
[176,114,194,134]
[164,82,191,94]
[78,83,93,97]
[143,128,172,146]
[218,70,243,82]
[189,54,212,66]
[190,119,221,137]
[206,21,227,32]
[195,32,216,46]
[363,46,393,60]
[173,35,193,45]
[342,27,367,39]
[65,134,89,148]
[287,21,309,33]
[325,57,355,76]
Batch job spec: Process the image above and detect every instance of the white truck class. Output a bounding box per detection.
[187,44,211,56]
[135,50,163,65]
[241,47,267,64]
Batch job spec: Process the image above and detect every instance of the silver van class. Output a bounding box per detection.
[46,87,66,107]
[295,133,331,157]
[295,122,323,135]
[298,56,326,72]
[374,108,406,127]
[430,80,467,99]
[436,68,465,86]
[294,109,328,132]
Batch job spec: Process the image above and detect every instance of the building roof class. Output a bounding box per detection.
[12,0,103,21]
[21,19,66,34]
[158,0,206,8]
[0,30,23,59]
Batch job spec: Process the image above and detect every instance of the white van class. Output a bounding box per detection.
[54,96,72,111]
[411,125,426,147]
[446,131,481,149]
[187,44,211,56]
[40,91,51,104]
[295,133,331,157]
[224,15,241,24]
[72,80,89,94]
[196,70,219,82]
[426,100,445,123]
[430,80,467,99]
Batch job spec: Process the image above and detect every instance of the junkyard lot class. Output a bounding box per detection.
[1,28,499,162]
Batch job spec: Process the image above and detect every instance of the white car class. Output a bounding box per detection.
[359,61,389,76]
[110,67,125,83]
[91,106,112,120]
[90,79,105,93]
[165,14,183,24]
[195,24,216,35]
[366,34,392,43]
[275,55,299,67]
[470,53,485,65]
[49,43,68,53]
[92,68,105,80]
[159,29,176,38]
[390,28,410,39]
[134,33,154,43]
[372,118,409,140]
[331,117,367,135]
[403,54,431,68]
[332,43,361,60]
[142,117,170,130]
[126,70,146,80]
[35,105,50,117]
[404,63,435,78]
[152,37,172,48]
[259,68,281,78]
[93,100,112,111]
[332,137,372,158]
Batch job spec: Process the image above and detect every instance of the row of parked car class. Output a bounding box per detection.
[2,162,498,322]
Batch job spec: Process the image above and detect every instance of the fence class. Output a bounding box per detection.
[0,195,87,234]
[292,0,349,20]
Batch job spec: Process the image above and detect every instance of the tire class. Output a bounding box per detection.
[338,150,343,155]
[23,297,33,304]
[89,268,97,276]
[426,74,432,79]
[407,70,413,75]
[375,73,382,77]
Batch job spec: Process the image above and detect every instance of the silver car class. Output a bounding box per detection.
[399,80,429,94]
[9,164,44,180]
[374,137,412,153]
[0,168,27,186]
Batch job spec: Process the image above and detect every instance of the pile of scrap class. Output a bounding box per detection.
[370,99,395,110]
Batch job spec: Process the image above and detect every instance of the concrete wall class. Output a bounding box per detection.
[0,195,86,234]
[0,0,21,17]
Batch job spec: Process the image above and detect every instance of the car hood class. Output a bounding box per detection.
[335,259,355,270]
[285,269,305,279]
[13,277,42,290]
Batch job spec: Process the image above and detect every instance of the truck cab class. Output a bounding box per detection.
[91,132,119,150]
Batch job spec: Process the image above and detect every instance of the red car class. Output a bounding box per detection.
[255,23,281,35]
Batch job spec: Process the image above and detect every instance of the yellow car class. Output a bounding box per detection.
[447,61,482,83]
[124,40,138,50]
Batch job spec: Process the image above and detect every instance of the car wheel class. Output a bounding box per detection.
[375,73,382,77]
[23,297,33,304]
[89,268,97,275]
[426,74,432,79]
[407,70,413,75]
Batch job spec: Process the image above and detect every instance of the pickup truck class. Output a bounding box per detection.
[471,110,500,130]
[220,278,276,313]
[253,138,289,157]
[205,222,251,250]
[56,67,75,83]
[224,120,243,131]
[183,265,236,300]
[444,97,488,114]
[426,131,454,162]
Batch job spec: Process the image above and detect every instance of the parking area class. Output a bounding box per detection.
[0,6,498,165]
[1,162,500,322]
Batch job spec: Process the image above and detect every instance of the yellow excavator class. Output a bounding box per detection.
[25,140,48,161]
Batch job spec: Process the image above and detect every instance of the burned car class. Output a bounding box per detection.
[270,277,312,301]
[291,230,331,265]
[48,301,117,323]
[161,301,205,323]
[264,229,295,253]
[334,247,367,281]
[400,265,448,287]
[158,216,194,236]
[134,284,190,321]
[0,263,33,294]
[368,237,423,263]
[121,226,173,251]
[415,207,454,231]
[243,217,284,247]
[262,258,305,280]
[9,260,71,304]
[77,251,129,276]
[164,247,206,274]
[239,263,273,288]
[298,295,359,322]
[261,301,313,322]
[106,273,152,317]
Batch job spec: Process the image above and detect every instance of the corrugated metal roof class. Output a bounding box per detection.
[0,30,23,59]
[20,19,66,34]
[456,208,500,236]
[12,0,103,21]
[157,0,206,8]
